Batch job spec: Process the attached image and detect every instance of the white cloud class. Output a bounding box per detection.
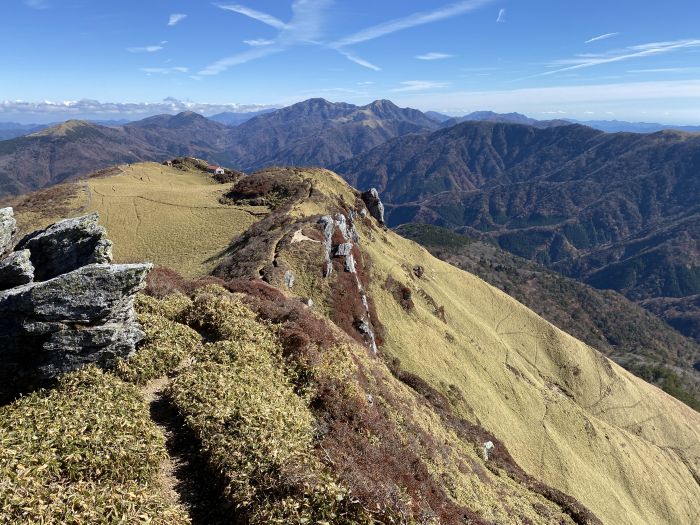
[24,0,49,9]
[534,38,700,78]
[496,8,506,23]
[128,41,167,53]
[204,0,490,74]
[215,3,287,29]
[585,32,619,44]
[202,0,331,75]
[416,52,453,60]
[200,46,283,75]
[168,14,187,26]
[338,50,381,71]
[141,66,189,75]
[332,0,493,48]
[390,79,700,123]
[0,98,279,122]
[243,38,275,46]
[391,80,450,92]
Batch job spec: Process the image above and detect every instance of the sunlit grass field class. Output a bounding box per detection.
[10,162,267,277]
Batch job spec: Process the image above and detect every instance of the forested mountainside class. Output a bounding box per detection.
[335,121,700,333]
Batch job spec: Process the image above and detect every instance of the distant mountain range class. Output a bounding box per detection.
[0,98,440,196]
[571,119,700,133]
[208,108,277,126]
[0,122,47,141]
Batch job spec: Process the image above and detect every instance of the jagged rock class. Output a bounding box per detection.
[483,441,495,460]
[334,213,348,240]
[345,253,356,273]
[0,263,151,379]
[0,249,34,290]
[319,215,335,277]
[357,319,378,354]
[0,207,15,256]
[413,265,425,278]
[284,269,295,289]
[336,243,353,257]
[361,188,385,225]
[15,212,113,281]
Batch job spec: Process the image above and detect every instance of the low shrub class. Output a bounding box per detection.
[169,289,371,523]
[115,309,203,385]
[0,366,189,524]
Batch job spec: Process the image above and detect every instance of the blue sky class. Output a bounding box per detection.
[2,0,700,123]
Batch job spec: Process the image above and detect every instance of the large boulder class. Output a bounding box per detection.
[0,209,150,401]
[0,207,15,255]
[15,212,113,281]
[0,249,34,290]
[0,263,150,379]
[361,188,385,225]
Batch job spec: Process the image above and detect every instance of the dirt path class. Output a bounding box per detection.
[142,377,233,524]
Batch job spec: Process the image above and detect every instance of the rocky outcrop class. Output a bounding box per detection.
[0,249,34,290]
[15,212,113,281]
[361,188,385,225]
[319,212,378,353]
[0,207,15,255]
[0,208,150,398]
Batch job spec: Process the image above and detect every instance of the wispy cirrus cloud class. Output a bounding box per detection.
[338,49,381,71]
[215,3,287,29]
[496,8,506,23]
[416,52,453,60]
[331,0,493,48]
[127,41,167,53]
[243,38,275,46]
[203,0,492,75]
[585,32,619,44]
[168,14,187,26]
[201,1,329,75]
[141,66,189,75]
[390,80,450,92]
[533,38,700,78]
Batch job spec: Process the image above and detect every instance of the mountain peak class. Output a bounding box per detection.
[30,119,97,138]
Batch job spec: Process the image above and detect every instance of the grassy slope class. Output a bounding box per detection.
[395,223,700,410]
[8,162,266,277]
[294,170,700,525]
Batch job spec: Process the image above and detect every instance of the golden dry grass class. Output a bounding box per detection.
[290,168,700,525]
[10,162,268,277]
[85,163,265,276]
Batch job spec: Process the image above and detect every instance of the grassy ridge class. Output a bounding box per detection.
[8,162,266,277]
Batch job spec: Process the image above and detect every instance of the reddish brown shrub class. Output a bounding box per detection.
[385,277,415,311]
[145,267,227,298]
[145,267,190,297]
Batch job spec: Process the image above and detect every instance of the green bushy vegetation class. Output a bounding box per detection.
[115,293,201,384]
[0,367,189,524]
[167,286,373,524]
